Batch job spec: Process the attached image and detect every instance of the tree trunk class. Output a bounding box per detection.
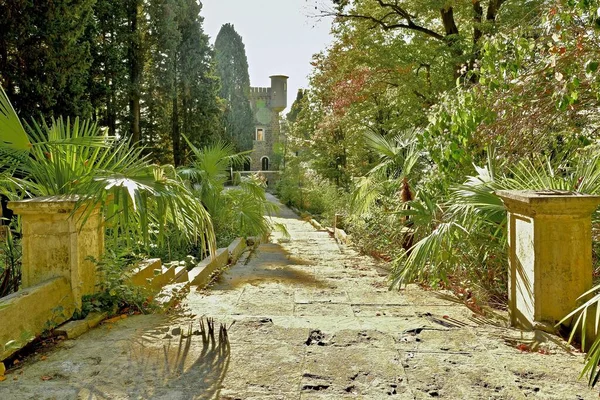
[128,0,142,144]
[172,93,180,166]
[487,0,506,21]
[470,1,484,83]
[400,177,414,254]
[473,1,484,46]
[107,90,117,136]
[440,7,459,37]
[182,91,189,157]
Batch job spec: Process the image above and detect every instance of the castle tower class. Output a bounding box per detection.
[248,75,288,174]
[269,75,288,112]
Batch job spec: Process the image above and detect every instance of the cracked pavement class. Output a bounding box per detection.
[0,194,597,399]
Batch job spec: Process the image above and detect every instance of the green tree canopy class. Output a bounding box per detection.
[0,0,96,120]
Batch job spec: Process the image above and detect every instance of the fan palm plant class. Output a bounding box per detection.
[178,138,276,245]
[390,146,600,386]
[0,85,215,256]
[390,154,507,294]
[391,148,600,296]
[351,130,424,216]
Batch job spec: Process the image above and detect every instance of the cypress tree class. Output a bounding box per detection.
[147,0,222,165]
[214,23,254,152]
[0,0,96,120]
[87,0,129,136]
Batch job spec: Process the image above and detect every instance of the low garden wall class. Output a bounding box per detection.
[0,195,261,367]
[0,196,103,361]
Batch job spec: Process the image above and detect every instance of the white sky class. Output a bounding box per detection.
[201,0,333,113]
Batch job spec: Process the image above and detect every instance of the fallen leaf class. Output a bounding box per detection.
[41,375,52,381]
[12,360,19,366]
[442,315,449,319]
[40,356,47,361]
[104,316,122,324]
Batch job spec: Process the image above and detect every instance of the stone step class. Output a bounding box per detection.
[128,258,161,287]
[150,265,175,290]
[155,282,189,308]
[174,266,189,283]
[188,248,229,287]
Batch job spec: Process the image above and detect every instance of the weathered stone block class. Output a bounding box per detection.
[228,238,247,263]
[497,190,600,330]
[54,320,89,339]
[8,196,104,310]
[86,312,108,329]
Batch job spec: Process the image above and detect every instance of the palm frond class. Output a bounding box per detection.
[0,85,31,154]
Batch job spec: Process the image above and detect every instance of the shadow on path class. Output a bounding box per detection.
[77,318,230,400]
[212,243,328,290]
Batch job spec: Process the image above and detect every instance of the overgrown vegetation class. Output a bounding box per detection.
[0,85,272,309]
[74,250,151,320]
[280,0,600,385]
[0,228,21,298]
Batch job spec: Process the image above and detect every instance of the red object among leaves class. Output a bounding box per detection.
[516,343,530,352]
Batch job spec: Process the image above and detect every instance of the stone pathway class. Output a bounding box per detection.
[1,194,598,399]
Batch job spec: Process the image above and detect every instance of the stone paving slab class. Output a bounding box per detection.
[0,194,597,399]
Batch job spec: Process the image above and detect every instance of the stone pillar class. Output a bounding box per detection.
[496,190,600,330]
[8,196,104,309]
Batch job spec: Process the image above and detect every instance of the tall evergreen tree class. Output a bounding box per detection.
[177,0,222,150]
[287,89,305,124]
[128,0,144,144]
[147,0,221,166]
[214,23,254,152]
[87,0,129,136]
[0,0,96,120]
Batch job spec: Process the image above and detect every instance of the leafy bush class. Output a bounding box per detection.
[277,162,350,225]
[179,140,276,248]
[74,249,153,319]
[0,227,21,298]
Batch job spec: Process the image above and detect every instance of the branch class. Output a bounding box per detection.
[473,1,483,45]
[375,0,414,21]
[335,12,445,41]
[486,0,507,21]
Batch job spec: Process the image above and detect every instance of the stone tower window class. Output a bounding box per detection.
[261,157,269,171]
[255,128,264,141]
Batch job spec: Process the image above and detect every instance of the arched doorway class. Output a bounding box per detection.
[261,157,269,171]
[243,159,251,171]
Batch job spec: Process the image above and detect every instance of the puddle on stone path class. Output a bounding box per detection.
[212,243,327,289]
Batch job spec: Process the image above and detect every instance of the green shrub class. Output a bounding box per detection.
[0,228,21,298]
[74,249,154,319]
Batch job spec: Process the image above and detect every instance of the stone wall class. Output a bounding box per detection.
[0,197,104,362]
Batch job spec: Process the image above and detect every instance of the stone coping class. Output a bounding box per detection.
[8,195,100,214]
[495,189,600,202]
[496,189,600,215]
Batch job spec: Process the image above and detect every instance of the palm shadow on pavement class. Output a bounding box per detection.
[77,317,231,400]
